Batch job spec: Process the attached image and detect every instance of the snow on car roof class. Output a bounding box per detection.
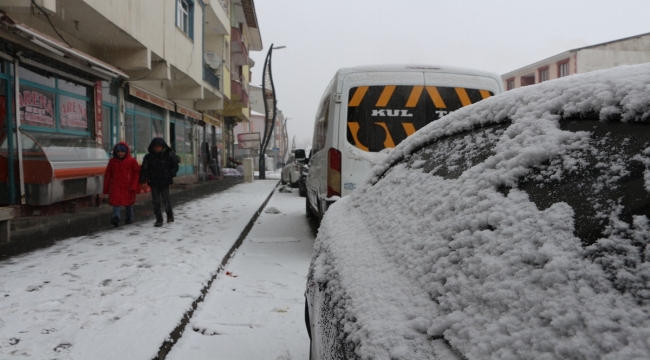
[311,63,650,359]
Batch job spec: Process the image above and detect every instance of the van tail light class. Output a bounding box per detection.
[327,148,342,198]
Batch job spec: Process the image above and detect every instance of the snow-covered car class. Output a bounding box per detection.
[282,149,306,187]
[305,63,650,360]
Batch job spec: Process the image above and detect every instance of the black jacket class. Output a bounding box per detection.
[139,138,179,188]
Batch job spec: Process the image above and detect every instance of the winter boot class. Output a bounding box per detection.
[125,218,133,225]
[167,211,174,223]
[111,216,120,228]
[154,216,164,227]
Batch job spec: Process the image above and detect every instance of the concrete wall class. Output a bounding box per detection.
[85,0,203,86]
[577,49,650,73]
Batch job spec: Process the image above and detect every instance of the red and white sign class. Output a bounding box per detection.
[60,95,88,129]
[237,132,261,149]
[19,86,54,127]
[128,85,175,111]
[95,82,103,145]
[177,105,202,121]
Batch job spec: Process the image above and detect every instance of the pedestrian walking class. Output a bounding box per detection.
[139,138,179,227]
[103,142,140,227]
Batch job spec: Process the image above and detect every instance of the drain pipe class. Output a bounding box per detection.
[14,56,25,205]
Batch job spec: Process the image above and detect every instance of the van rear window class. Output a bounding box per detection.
[347,85,493,152]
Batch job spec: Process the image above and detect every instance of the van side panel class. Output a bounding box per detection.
[306,77,336,214]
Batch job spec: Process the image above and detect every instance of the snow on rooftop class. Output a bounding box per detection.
[311,63,650,359]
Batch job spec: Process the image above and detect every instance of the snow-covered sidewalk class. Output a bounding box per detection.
[167,186,314,360]
[0,181,278,359]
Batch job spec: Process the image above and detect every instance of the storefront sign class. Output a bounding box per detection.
[177,105,202,121]
[19,85,54,127]
[94,82,103,146]
[237,132,261,149]
[60,95,88,129]
[128,85,175,112]
[202,113,221,127]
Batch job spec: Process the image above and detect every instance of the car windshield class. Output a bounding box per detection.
[347,85,494,152]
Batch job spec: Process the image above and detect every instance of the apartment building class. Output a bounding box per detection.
[0,0,262,207]
[502,32,650,90]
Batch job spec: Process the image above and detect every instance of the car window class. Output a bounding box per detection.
[403,122,510,179]
[514,118,650,304]
[516,119,650,246]
[347,85,494,152]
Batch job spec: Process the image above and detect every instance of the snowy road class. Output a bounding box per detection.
[167,185,315,360]
[0,180,297,359]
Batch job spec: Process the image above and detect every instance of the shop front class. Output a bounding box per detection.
[173,105,202,178]
[125,91,167,162]
[200,112,222,180]
[0,16,129,206]
[0,52,112,205]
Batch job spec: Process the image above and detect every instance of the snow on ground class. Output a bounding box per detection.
[257,169,282,180]
[168,186,313,360]
[0,180,277,359]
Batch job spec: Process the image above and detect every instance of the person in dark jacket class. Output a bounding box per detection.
[103,142,140,227]
[139,138,179,227]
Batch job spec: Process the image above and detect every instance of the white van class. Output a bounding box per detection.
[305,64,504,220]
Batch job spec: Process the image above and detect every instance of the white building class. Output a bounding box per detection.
[0,0,262,206]
[502,32,650,90]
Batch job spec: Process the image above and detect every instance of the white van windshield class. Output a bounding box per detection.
[347,85,493,152]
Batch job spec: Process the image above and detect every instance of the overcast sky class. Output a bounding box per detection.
[248,0,650,148]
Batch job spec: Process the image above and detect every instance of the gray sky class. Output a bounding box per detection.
[248,0,650,148]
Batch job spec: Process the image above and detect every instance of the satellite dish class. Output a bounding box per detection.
[203,51,222,69]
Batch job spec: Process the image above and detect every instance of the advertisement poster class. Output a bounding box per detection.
[19,85,55,128]
[60,95,88,129]
[237,132,261,149]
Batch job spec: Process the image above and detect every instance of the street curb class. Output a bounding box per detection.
[153,181,279,360]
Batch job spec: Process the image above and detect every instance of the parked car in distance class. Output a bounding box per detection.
[281,149,306,187]
[306,63,650,359]
[305,64,504,221]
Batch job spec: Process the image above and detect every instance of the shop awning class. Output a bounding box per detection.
[176,104,202,121]
[3,15,129,79]
[128,85,175,111]
[203,113,222,127]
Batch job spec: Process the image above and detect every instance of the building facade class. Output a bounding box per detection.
[0,0,262,207]
[502,32,650,90]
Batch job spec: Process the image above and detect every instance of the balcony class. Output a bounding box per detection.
[230,79,249,107]
[231,27,249,66]
[203,66,220,90]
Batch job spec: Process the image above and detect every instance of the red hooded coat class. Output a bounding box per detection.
[103,142,140,206]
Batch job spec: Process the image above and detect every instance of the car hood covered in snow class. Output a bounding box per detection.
[309,63,650,359]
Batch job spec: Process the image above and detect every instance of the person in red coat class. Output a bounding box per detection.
[103,142,140,227]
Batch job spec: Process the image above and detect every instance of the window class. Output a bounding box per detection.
[346,85,494,152]
[18,64,92,135]
[176,0,194,39]
[313,94,330,153]
[520,75,535,86]
[538,67,549,82]
[506,78,515,90]
[558,60,569,77]
[401,122,510,180]
[125,96,165,157]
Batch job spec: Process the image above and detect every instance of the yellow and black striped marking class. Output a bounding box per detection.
[347,85,493,152]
